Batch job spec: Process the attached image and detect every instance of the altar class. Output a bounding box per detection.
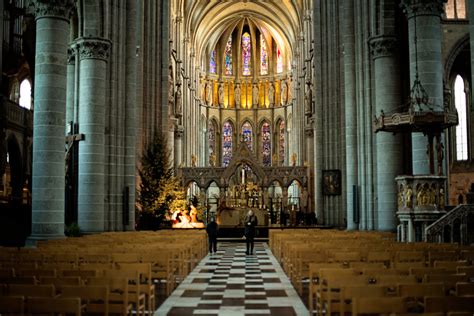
[217,206,267,227]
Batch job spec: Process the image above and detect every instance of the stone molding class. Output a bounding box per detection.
[369,35,398,59]
[33,0,76,21]
[175,126,184,138]
[75,38,111,61]
[400,0,446,18]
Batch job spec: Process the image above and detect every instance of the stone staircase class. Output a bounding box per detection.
[425,204,474,245]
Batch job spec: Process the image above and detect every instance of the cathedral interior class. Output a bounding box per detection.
[1,0,474,314]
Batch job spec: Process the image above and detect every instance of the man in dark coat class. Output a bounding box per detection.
[244,210,258,255]
[206,216,219,254]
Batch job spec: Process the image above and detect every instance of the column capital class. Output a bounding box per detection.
[369,35,398,59]
[67,45,76,64]
[400,0,446,18]
[305,128,314,137]
[33,0,76,21]
[175,125,184,138]
[75,37,111,61]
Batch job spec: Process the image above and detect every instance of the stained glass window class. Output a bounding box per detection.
[260,35,268,75]
[454,75,468,160]
[223,121,233,166]
[242,121,252,151]
[242,32,251,76]
[262,122,271,166]
[19,79,32,110]
[445,0,466,19]
[209,49,216,74]
[208,121,216,165]
[277,47,283,74]
[225,36,233,75]
[279,120,285,165]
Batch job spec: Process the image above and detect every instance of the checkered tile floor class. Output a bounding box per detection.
[155,242,309,316]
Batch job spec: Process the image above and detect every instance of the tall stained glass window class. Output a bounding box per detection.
[276,47,283,74]
[225,36,233,75]
[208,121,216,165]
[223,121,233,166]
[242,32,251,76]
[454,75,468,160]
[445,0,466,19]
[242,121,252,150]
[19,79,32,110]
[260,35,268,75]
[262,122,271,166]
[279,120,285,165]
[209,49,216,74]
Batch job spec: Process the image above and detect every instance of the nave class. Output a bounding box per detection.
[156,242,309,316]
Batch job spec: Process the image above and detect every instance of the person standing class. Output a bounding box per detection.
[206,216,219,254]
[244,210,258,255]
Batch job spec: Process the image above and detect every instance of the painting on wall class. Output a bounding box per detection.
[322,170,341,195]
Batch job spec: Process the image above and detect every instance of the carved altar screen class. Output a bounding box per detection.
[223,121,233,167]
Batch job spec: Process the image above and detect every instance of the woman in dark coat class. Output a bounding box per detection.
[244,210,258,255]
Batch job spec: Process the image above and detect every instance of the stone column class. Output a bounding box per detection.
[76,37,110,233]
[65,45,76,133]
[343,0,358,230]
[30,0,75,241]
[369,35,403,231]
[401,0,445,174]
[175,126,184,169]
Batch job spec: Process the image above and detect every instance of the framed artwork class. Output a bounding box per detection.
[322,170,341,195]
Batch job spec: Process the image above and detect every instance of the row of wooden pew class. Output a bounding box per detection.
[269,229,474,315]
[0,230,207,315]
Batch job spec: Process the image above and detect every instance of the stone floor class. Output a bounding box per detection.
[155,242,309,316]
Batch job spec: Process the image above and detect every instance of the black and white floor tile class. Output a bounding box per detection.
[155,242,309,316]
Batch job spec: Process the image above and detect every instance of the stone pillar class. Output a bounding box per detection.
[76,37,110,233]
[369,35,403,231]
[343,0,358,230]
[401,0,445,174]
[407,218,415,242]
[65,46,76,133]
[30,0,75,241]
[175,126,184,169]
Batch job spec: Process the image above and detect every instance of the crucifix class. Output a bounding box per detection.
[65,122,84,181]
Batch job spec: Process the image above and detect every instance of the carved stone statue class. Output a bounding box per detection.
[281,79,288,106]
[234,83,241,108]
[291,152,297,166]
[305,80,313,115]
[209,152,216,167]
[437,141,444,175]
[252,83,259,107]
[218,82,224,107]
[175,84,182,117]
[191,154,197,167]
[205,81,212,106]
[268,82,275,106]
[405,186,413,208]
